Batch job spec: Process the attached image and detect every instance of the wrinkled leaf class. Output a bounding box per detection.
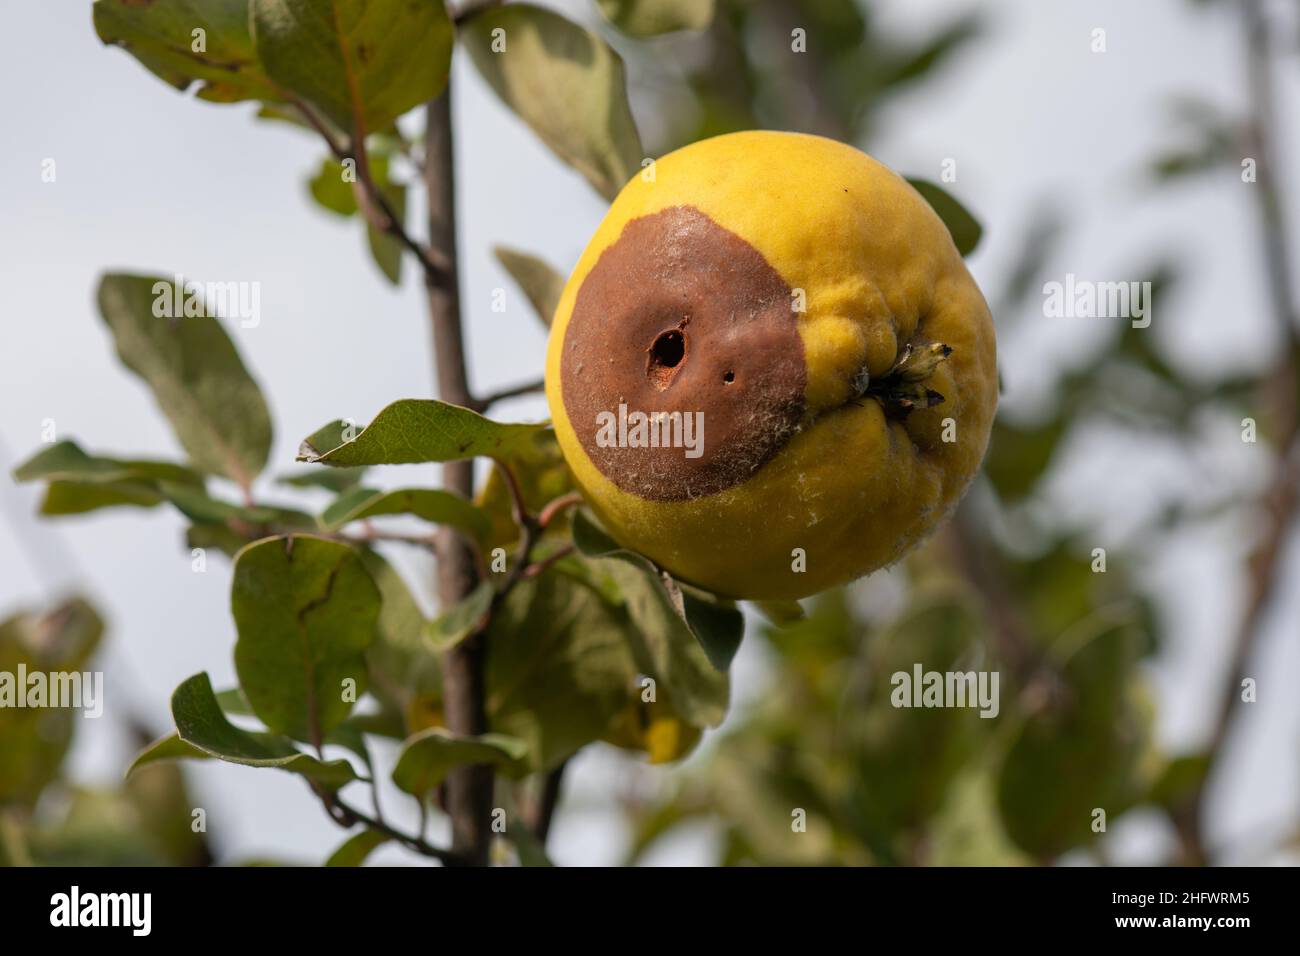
[232,535,381,742]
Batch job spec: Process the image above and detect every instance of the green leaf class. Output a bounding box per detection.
[392,728,528,797]
[928,770,1030,867]
[97,273,273,485]
[251,0,453,135]
[14,440,205,515]
[1149,752,1213,810]
[486,571,642,771]
[846,597,993,855]
[675,585,745,671]
[573,510,743,675]
[477,430,574,551]
[425,581,494,651]
[753,599,805,626]
[307,148,407,284]
[997,610,1153,858]
[12,440,203,486]
[366,177,406,285]
[0,599,104,804]
[874,14,981,91]
[93,0,278,103]
[298,399,547,467]
[355,550,439,718]
[463,4,644,200]
[596,560,731,726]
[126,734,211,779]
[185,522,250,559]
[0,597,104,672]
[596,0,715,36]
[277,466,367,493]
[493,246,567,327]
[159,482,315,529]
[325,829,388,866]
[122,752,214,867]
[167,674,359,786]
[308,156,359,217]
[984,417,1068,502]
[906,178,983,257]
[38,480,166,516]
[321,486,490,543]
[214,686,256,717]
[232,535,381,742]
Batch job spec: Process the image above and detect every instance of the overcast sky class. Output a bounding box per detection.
[1,0,1296,865]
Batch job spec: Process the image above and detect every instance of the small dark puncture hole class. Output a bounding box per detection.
[723,370,735,384]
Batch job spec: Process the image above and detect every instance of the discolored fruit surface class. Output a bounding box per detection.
[545,131,998,601]
[560,205,806,500]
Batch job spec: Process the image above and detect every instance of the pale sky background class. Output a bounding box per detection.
[1,0,1297,865]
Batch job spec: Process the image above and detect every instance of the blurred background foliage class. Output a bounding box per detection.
[604,0,1297,866]
[3,0,1296,866]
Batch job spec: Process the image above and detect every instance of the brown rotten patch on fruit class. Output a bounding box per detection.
[560,205,806,502]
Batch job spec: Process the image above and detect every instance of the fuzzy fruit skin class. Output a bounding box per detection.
[546,131,997,601]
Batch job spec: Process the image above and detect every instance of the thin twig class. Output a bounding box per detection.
[287,93,453,289]
[538,492,583,529]
[312,784,466,866]
[490,456,540,599]
[524,545,575,580]
[471,378,545,411]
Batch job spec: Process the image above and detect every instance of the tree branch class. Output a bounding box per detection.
[1183,0,1300,865]
[313,784,467,866]
[288,93,453,289]
[470,378,545,412]
[424,86,496,866]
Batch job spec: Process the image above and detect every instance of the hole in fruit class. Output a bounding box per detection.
[723,370,735,384]
[647,328,688,390]
[651,330,685,368]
